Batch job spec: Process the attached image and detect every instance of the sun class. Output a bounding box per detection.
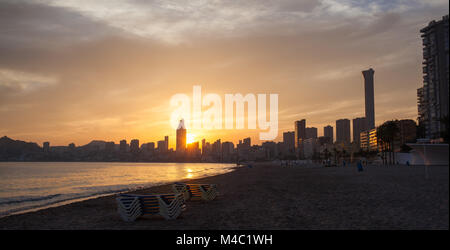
[186,133,196,144]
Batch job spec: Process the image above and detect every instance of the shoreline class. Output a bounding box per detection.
[0,163,448,230]
[0,163,242,219]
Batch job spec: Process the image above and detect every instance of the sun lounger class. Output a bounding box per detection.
[172,183,218,201]
[116,193,185,221]
[116,195,142,222]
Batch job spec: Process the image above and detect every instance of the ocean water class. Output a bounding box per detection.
[0,162,236,217]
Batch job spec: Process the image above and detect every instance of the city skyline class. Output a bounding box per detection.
[0,0,448,147]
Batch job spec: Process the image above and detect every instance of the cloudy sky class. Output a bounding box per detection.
[0,0,448,147]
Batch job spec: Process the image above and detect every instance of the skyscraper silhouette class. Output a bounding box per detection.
[418,15,449,139]
[294,119,306,148]
[176,119,186,152]
[362,68,375,129]
[336,119,351,144]
[324,125,333,143]
[352,117,367,145]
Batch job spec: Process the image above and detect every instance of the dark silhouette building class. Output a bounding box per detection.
[294,119,306,148]
[176,119,186,152]
[130,139,139,153]
[336,119,351,144]
[352,117,367,145]
[43,142,50,153]
[119,140,127,153]
[418,15,449,139]
[324,125,333,143]
[362,68,375,130]
[283,131,295,151]
[305,127,318,139]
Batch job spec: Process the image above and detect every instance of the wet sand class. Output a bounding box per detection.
[0,163,448,230]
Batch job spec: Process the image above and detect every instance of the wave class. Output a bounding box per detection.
[0,194,62,205]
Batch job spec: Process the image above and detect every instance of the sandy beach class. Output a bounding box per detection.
[0,163,448,230]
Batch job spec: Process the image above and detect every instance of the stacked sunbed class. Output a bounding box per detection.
[116,193,186,222]
[172,183,218,201]
[116,183,217,222]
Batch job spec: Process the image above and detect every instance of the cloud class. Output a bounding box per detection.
[0,0,448,145]
[0,68,57,96]
[0,0,122,50]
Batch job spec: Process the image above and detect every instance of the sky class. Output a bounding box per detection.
[0,0,448,148]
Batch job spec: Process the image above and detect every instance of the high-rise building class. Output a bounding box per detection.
[243,137,251,147]
[262,141,277,160]
[418,15,449,139]
[157,140,166,152]
[283,131,295,150]
[336,119,351,144]
[302,138,317,159]
[222,141,234,157]
[142,142,155,152]
[105,141,115,152]
[324,125,333,143]
[43,142,50,153]
[119,140,127,152]
[305,127,318,139]
[164,136,169,151]
[212,139,222,156]
[130,139,139,153]
[362,68,375,129]
[352,117,367,144]
[176,119,186,152]
[360,128,378,152]
[294,119,306,148]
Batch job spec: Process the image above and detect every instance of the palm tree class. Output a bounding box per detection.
[377,125,387,165]
[377,121,400,165]
[323,148,330,161]
[333,147,338,165]
[342,149,347,164]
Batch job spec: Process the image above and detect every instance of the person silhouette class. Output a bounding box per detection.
[357,161,364,172]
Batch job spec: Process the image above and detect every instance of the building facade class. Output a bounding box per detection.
[417,15,449,139]
[360,128,378,152]
[283,131,295,151]
[294,120,306,148]
[336,119,351,144]
[324,125,334,143]
[352,117,367,145]
[362,68,375,130]
[305,127,318,139]
[176,119,186,152]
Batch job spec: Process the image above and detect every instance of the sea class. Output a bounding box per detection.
[0,162,236,217]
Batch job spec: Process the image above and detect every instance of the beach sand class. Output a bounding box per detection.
[0,163,448,230]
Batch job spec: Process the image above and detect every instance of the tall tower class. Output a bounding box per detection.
[324,125,333,143]
[294,119,306,148]
[418,15,449,139]
[362,68,375,129]
[176,119,186,152]
[164,136,169,151]
[336,119,351,144]
[352,117,367,144]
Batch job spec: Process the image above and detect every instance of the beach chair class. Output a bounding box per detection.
[116,193,185,221]
[172,183,218,201]
[116,195,142,222]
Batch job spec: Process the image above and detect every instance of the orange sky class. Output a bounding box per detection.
[0,0,448,148]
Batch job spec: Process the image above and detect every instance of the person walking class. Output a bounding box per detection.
[357,161,364,172]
